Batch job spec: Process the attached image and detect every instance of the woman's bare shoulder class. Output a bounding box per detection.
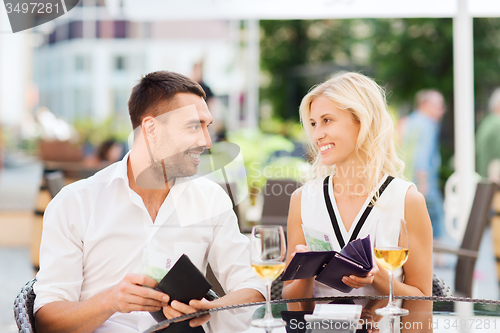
[291,186,303,198]
[404,185,432,232]
[404,185,426,210]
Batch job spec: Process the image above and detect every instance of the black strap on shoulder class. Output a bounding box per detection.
[323,175,394,249]
[323,176,345,248]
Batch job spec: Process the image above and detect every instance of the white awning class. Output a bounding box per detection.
[121,0,458,20]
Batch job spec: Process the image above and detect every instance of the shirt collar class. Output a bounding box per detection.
[108,150,131,185]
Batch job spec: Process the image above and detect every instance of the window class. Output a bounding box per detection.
[114,56,126,71]
[75,55,91,72]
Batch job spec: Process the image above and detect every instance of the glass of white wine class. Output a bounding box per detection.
[250,225,287,328]
[374,218,410,317]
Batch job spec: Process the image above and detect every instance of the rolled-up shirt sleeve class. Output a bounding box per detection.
[207,193,266,299]
[34,187,86,314]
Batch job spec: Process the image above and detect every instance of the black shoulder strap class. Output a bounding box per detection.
[323,176,345,248]
[323,175,394,249]
[348,176,394,243]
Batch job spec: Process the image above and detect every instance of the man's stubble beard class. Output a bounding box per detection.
[150,153,197,182]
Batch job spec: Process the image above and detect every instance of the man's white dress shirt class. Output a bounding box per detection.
[34,154,265,332]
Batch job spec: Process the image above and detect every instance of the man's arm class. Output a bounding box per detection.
[35,187,169,333]
[36,274,169,333]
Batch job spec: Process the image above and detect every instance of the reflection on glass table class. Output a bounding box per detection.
[144,296,500,333]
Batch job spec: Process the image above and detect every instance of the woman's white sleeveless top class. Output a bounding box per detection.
[300,175,414,299]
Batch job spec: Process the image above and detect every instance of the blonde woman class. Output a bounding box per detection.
[282,72,433,310]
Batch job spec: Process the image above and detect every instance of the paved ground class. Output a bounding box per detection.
[0,158,41,333]
[0,157,498,332]
[1,247,34,333]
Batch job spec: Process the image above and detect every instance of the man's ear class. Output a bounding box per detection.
[141,116,156,146]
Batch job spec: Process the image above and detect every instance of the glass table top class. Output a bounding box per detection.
[144,296,500,333]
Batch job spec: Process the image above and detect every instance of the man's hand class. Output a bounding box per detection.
[163,298,213,327]
[105,274,169,314]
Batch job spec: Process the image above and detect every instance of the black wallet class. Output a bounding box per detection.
[281,236,373,293]
[149,254,212,323]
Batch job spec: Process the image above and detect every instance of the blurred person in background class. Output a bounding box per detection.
[97,139,126,163]
[399,90,446,242]
[192,60,214,102]
[83,138,127,169]
[476,88,500,183]
[191,60,227,142]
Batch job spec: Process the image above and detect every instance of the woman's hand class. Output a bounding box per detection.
[341,265,379,289]
[290,244,308,258]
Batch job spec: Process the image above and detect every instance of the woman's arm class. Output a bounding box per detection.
[281,187,316,311]
[370,185,433,297]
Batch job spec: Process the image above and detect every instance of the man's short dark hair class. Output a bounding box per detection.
[128,71,206,129]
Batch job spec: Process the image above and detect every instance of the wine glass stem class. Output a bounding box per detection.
[389,317,396,333]
[388,269,395,307]
[264,280,273,321]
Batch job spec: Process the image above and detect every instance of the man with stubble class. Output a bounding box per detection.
[34,71,265,333]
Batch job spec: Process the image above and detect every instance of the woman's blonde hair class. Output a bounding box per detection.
[299,72,404,195]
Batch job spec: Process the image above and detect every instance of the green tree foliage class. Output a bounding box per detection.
[260,18,500,185]
[260,18,500,122]
[260,19,367,120]
[473,18,500,118]
[365,18,453,111]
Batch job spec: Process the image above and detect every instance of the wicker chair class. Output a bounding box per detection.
[271,274,285,300]
[432,274,453,297]
[14,278,37,333]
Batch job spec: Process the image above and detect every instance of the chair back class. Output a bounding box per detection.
[14,278,37,333]
[45,171,65,198]
[455,181,497,297]
[271,274,285,300]
[432,274,453,297]
[205,264,226,298]
[260,179,300,230]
